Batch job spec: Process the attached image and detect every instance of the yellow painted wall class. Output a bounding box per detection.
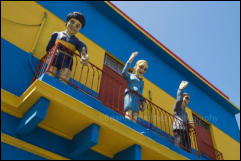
[1,1,43,53]
[210,125,240,160]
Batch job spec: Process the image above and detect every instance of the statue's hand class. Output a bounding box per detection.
[80,54,89,66]
[128,51,138,63]
[179,81,189,89]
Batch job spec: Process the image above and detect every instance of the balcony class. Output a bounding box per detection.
[14,42,223,160]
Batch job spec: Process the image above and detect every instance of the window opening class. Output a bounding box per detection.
[104,53,124,75]
[193,114,210,131]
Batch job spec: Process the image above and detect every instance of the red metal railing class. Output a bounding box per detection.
[215,148,224,160]
[31,42,102,99]
[118,89,200,156]
[198,141,224,160]
[31,43,223,159]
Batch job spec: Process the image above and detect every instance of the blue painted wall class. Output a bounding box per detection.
[1,38,39,97]
[35,1,239,142]
[1,142,47,160]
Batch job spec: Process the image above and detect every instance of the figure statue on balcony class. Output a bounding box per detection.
[173,80,192,152]
[122,51,148,122]
[46,12,89,84]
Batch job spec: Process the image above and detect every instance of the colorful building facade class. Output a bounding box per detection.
[1,1,240,160]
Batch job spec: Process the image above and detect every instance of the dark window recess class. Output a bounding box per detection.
[104,54,124,75]
[193,114,210,131]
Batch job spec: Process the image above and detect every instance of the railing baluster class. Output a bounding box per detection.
[71,53,78,85]
[78,65,84,89]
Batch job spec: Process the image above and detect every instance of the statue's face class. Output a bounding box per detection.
[66,18,82,35]
[136,62,148,78]
[183,95,190,105]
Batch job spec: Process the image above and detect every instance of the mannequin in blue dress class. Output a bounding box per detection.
[122,51,148,122]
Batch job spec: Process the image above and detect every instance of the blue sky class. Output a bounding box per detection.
[112,1,240,129]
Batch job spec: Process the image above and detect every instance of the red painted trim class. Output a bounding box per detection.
[107,1,229,99]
